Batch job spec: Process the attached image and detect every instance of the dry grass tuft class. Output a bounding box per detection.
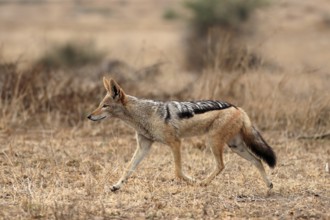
[0,63,101,129]
[192,69,330,135]
[0,58,166,131]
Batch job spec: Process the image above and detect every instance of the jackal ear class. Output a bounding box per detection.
[103,77,111,92]
[109,78,125,101]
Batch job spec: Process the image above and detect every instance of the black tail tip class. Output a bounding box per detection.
[266,151,277,168]
[268,159,276,168]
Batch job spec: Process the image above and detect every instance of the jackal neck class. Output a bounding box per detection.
[117,95,160,139]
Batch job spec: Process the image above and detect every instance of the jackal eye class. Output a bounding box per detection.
[102,104,110,108]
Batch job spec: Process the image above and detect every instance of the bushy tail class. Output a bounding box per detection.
[240,109,277,168]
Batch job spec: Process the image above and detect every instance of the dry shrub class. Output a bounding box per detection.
[185,0,267,35]
[192,69,330,135]
[191,29,262,71]
[35,41,104,69]
[0,57,165,131]
[1,56,328,137]
[184,0,266,71]
[0,63,102,129]
[185,27,262,72]
[0,41,107,130]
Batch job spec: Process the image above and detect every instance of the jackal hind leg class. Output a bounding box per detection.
[200,136,225,186]
[228,141,273,189]
[168,139,195,184]
[110,134,152,192]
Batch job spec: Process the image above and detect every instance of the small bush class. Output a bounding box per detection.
[36,41,104,69]
[0,58,165,129]
[184,0,266,71]
[185,0,266,35]
[0,60,103,128]
[163,8,180,20]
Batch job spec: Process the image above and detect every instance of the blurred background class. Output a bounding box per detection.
[0,0,329,135]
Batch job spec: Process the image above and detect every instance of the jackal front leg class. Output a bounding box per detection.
[110,134,152,192]
[169,139,195,184]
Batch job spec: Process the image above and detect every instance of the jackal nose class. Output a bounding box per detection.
[87,115,92,120]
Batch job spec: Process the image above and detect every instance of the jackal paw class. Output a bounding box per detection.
[110,185,120,192]
[179,175,195,184]
[199,180,210,187]
[181,176,196,184]
[268,182,273,190]
[266,183,274,196]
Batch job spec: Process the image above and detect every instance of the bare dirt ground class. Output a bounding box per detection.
[0,0,329,219]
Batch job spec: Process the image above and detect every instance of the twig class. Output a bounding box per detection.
[297,132,330,140]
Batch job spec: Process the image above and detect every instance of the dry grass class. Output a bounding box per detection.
[194,69,330,134]
[0,0,330,219]
[0,127,329,219]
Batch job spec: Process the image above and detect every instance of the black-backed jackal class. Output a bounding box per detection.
[88,77,276,192]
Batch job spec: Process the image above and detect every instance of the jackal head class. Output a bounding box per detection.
[87,77,126,121]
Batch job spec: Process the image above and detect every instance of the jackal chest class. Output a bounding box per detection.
[131,120,166,142]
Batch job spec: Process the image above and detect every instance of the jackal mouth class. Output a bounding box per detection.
[87,115,107,121]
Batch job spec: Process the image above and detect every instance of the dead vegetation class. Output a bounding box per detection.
[0,0,330,219]
[0,127,329,219]
[0,56,167,131]
[184,0,266,71]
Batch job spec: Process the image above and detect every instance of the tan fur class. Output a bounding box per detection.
[87,77,276,192]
